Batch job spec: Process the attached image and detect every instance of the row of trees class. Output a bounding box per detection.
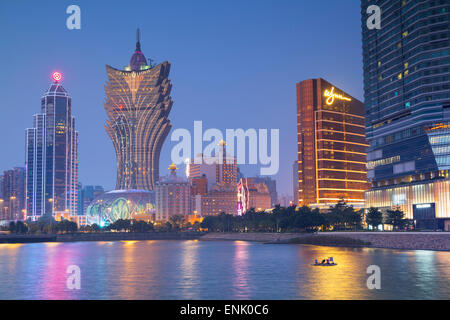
[200,201,363,233]
[7,214,78,234]
[200,201,410,233]
[3,201,410,234]
[3,214,202,234]
[366,207,411,230]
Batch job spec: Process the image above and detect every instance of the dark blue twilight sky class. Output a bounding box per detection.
[0,0,363,197]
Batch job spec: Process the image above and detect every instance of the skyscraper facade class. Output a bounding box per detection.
[104,30,173,191]
[0,167,25,221]
[25,73,78,219]
[361,0,450,228]
[293,160,299,205]
[297,78,368,209]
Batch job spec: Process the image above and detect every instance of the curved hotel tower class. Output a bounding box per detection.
[104,30,173,191]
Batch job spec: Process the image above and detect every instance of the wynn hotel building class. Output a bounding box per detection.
[296,78,368,209]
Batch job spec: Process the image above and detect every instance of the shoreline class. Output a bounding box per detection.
[0,232,204,244]
[200,232,450,251]
[1,231,450,251]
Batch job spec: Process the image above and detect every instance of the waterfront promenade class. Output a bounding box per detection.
[201,232,450,251]
[1,231,449,251]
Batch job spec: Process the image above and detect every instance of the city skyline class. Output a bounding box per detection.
[0,0,364,197]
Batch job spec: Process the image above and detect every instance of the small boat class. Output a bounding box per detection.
[312,257,337,266]
[312,262,338,266]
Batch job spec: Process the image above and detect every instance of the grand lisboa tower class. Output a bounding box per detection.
[104,29,173,191]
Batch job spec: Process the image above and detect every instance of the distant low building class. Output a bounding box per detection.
[237,178,271,215]
[78,185,105,215]
[200,183,237,216]
[155,164,191,221]
[252,176,277,207]
[0,167,25,222]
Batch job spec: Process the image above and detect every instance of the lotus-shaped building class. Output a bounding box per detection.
[86,189,155,226]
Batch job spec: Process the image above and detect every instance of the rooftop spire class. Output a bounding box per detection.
[136,28,141,52]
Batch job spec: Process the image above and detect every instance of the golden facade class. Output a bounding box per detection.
[297,78,368,207]
[104,36,172,191]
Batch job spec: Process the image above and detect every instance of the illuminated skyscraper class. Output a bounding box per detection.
[297,78,368,209]
[25,72,79,219]
[104,29,173,191]
[361,0,450,229]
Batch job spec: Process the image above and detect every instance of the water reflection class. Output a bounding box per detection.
[298,245,371,300]
[179,240,200,299]
[0,241,448,299]
[232,241,250,299]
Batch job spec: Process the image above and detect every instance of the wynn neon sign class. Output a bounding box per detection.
[323,87,352,105]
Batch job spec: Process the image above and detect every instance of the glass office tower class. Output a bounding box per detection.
[104,29,173,191]
[361,0,450,229]
[25,74,79,220]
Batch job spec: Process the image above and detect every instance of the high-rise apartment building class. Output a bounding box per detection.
[186,140,238,189]
[297,78,368,209]
[25,72,78,219]
[0,168,25,221]
[104,29,173,191]
[361,0,450,229]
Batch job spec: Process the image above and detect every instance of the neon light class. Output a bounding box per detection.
[318,188,366,192]
[52,72,62,82]
[317,159,367,165]
[318,178,367,183]
[317,129,366,137]
[317,139,370,147]
[323,87,352,105]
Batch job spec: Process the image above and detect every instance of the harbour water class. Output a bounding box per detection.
[0,240,449,300]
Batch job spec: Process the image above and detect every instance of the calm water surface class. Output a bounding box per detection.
[0,240,449,299]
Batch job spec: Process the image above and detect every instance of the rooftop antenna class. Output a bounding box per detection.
[136,28,141,51]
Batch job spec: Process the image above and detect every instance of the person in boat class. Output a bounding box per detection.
[315,259,318,264]
[321,259,326,264]
[326,259,330,265]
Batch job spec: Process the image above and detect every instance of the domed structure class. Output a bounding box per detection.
[86,189,156,226]
[129,28,148,71]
